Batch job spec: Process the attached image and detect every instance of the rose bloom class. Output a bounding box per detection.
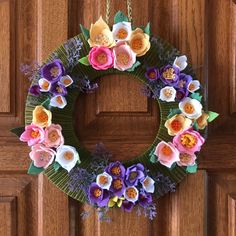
[173,128,205,154]
[44,124,64,148]
[88,46,114,70]
[154,141,180,168]
[29,144,56,169]
[165,114,192,136]
[88,16,115,48]
[177,153,197,167]
[32,105,52,128]
[196,112,209,130]
[129,28,150,57]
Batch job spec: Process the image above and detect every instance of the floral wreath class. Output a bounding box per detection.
[12,11,218,221]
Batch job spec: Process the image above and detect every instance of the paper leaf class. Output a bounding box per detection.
[28,162,44,175]
[190,93,202,102]
[10,126,25,138]
[144,22,151,35]
[207,111,219,122]
[114,11,129,24]
[80,24,90,40]
[150,154,157,163]
[170,162,176,170]
[53,162,61,172]
[127,61,141,72]
[186,164,198,173]
[193,121,199,131]
[78,55,90,66]
[167,108,181,119]
[41,98,51,109]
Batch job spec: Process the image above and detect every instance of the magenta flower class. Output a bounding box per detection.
[88,46,114,70]
[43,124,64,148]
[20,124,45,146]
[173,129,205,155]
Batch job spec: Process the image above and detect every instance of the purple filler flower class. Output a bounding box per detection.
[41,59,65,83]
[176,73,192,89]
[29,85,41,96]
[145,67,159,81]
[50,83,67,96]
[109,178,126,197]
[105,161,126,178]
[139,192,152,208]
[88,183,110,207]
[160,65,180,86]
[121,200,134,213]
[125,163,145,186]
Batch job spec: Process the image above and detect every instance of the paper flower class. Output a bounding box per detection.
[41,60,65,83]
[176,73,192,89]
[175,88,189,101]
[96,172,112,190]
[124,186,139,203]
[129,28,150,57]
[59,75,73,87]
[105,161,126,178]
[196,112,209,130]
[173,55,188,71]
[55,145,80,172]
[50,95,67,109]
[109,178,126,197]
[44,124,64,148]
[113,43,136,71]
[29,85,41,96]
[108,196,125,208]
[38,78,51,92]
[88,16,115,48]
[177,153,197,166]
[179,97,202,119]
[145,67,160,81]
[141,176,155,193]
[173,129,205,154]
[121,200,134,212]
[50,83,67,96]
[32,105,52,128]
[88,46,114,70]
[20,124,45,146]
[188,80,200,93]
[125,163,145,186]
[160,65,180,86]
[139,192,152,207]
[164,114,192,136]
[154,141,180,168]
[29,144,56,169]
[159,86,176,102]
[112,22,132,42]
[88,183,110,207]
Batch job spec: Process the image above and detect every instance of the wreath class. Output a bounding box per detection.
[12,11,218,221]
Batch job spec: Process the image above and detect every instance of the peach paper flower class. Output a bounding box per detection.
[44,124,64,148]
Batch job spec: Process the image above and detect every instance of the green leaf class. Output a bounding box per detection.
[28,162,44,175]
[41,98,51,109]
[186,164,198,173]
[144,22,151,35]
[10,126,25,138]
[150,154,157,163]
[53,162,61,172]
[80,24,90,40]
[127,61,141,72]
[114,11,129,24]
[193,121,199,131]
[207,111,219,122]
[78,55,90,66]
[170,162,176,170]
[190,93,202,102]
[167,108,181,119]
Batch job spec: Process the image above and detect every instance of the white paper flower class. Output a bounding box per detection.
[112,22,132,42]
[159,86,176,102]
[59,75,73,87]
[50,95,67,109]
[187,80,200,93]
[141,176,155,193]
[179,97,202,119]
[96,172,112,190]
[38,78,51,92]
[124,186,139,203]
[55,145,80,172]
[173,55,188,71]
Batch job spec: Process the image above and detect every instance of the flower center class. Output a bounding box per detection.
[97,52,108,64]
[162,68,175,80]
[56,86,63,93]
[48,130,59,142]
[188,83,196,91]
[126,187,137,199]
[111,166,121,176]
[93,188,102,198]
[95,33,109,46]
[63,78,71,85]
[37,111,48,122]
[163,88,174,98]
[56,96,63,105]
[31,130,40,138]
[178,80,186,88]
[116,52,130,65]
[129,171,138,181]
[63,151,74,160]
[180,134,197,148]
[112,179,123,190]
[148,71,156,79]
[99,176,108,185]
[39,151,51,161]
[170,120,182,132]
[131,38,143,50]
[161,145,173,156]
[143,178,150,187]
[183,102,195,114]
[180,153,192,163]
[42,81,50,90]
[116,28,128,39]
[50,66,60,77]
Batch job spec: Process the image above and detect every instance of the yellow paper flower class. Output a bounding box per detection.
[196,112,209,130]
[129,28,150,57]
[88,16,116,48]
[108,196,124,208]
[32,105,52,128]
[165,114,192,136]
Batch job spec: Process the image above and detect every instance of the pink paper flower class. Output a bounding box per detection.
[20,124,45,146]
[154,141,180,168]
[177,153,197,166]
[113,43,136,71]
[173,128,205,155]
[29,144,56,169]
[44,124,64,148]
[88,46,114,70]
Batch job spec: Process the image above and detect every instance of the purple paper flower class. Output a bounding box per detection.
[176,73,192,89]
[160,65,180,86]
[88,183,110,207]
[121,200,134,212]
[109,178,126,197]
[125,163,145,186]
[29,85,41,96]
[41,59,65,83]
[139,192,152,208]
[105,161,126,178]
[50,83,67,96]
[175,88,189,101]
[145,67,159,81]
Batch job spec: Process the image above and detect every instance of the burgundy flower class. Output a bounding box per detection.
[121,200,134,212]
[50,83,67,96]
[29,85,41,96]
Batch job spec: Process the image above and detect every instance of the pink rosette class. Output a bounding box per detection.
[88,46,114,70]
[20,124,45,146]
[173,128,205,155]
[29,144,56,169]
[44,124,64,148]
[177,153,197,166]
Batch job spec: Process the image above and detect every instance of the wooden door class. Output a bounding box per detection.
[0,0,235,235]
